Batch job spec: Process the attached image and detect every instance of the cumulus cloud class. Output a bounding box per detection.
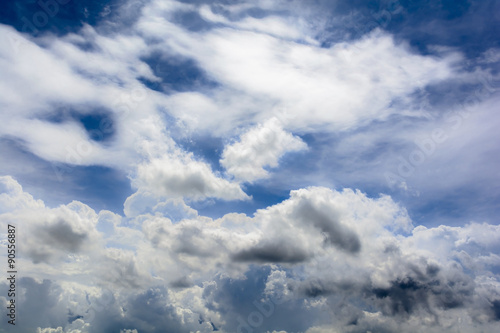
[123,189,198,220]
[1,176,500,332]
[0,176,101,264]
[221,117,307,182]
[0,175,44,213]
[134,153,250,201]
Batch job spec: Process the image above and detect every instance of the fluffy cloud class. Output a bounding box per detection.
[221,117,307,182]
[0,176,101,265]
[123,189,198,219]
[0,175,44,213]
[1,176,500,332]
[134,153,250,201]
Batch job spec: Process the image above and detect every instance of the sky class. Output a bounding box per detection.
[0,0,499,332]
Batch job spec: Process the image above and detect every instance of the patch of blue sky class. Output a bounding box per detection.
[316,0,500,59]
[385,0,500,58]
[41,105,116,143]
[176,134,225,172]
[407,182,500,227]
[0,0,117,36]
[140,53,219,93]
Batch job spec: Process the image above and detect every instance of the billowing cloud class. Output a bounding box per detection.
[134,153,250,201]
[221,117,307,182]
[0,176,101,264]
[1,176,500,332]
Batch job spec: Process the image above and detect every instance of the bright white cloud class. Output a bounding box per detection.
[136,3,460,134]
[221,117,307,182]
[134,153,250,201]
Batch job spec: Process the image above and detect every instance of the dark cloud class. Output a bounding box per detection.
[292,278,360,298]
[371,277,432,316]
[232,239,310,263]
[25,248,53,264]
[369,264,475,318]
[170,276,194,289]
[202,266,317,332]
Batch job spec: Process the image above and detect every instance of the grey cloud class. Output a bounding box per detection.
[136,156,250,201]
[292,278,359,298]
[25,248,53,264]
[98,250,148,289]
[294,199,361,254]
[118,287,186,333]
[39,219,88,252]
[371,277,434,316]
[170,276,194,289]
[25,219,91,263]
[368,264,475,318]
[172,225,219,257]
[232,239,310,263]
[0,278,66,331]
[0,277,207,333]
[163,172,207,196]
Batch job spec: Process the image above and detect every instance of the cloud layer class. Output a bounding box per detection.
[2,176,500,332]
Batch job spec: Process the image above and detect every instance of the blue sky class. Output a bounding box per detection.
[0,1,500,332]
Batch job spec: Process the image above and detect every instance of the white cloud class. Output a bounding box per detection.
[0,175,44,213]
[199,5,316,42]
[123,189,198,219]
[221,117,307,182]
[134,152,250,201]
[136,5,460,134]
[37,328,64,333]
